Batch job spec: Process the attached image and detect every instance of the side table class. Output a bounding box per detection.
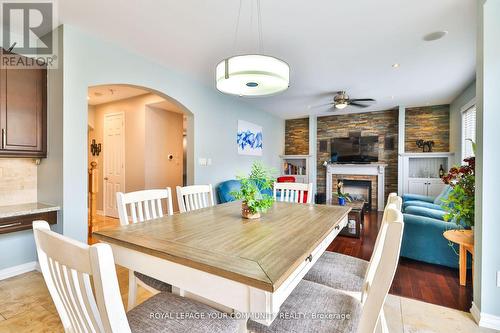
[443,229,474,286]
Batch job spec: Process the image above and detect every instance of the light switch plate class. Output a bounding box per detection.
[198,158,207,166]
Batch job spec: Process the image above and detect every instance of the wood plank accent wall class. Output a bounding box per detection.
[284,118,309,155]
[316,109,399,198]
[405,105,450,152]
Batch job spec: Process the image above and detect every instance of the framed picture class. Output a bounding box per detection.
[237,120,263,156]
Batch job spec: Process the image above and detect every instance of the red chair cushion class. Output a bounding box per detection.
[277,176,296,183]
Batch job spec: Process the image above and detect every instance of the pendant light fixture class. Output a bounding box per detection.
[216,0,290,97]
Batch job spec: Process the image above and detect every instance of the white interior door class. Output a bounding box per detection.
[103,112,125,218]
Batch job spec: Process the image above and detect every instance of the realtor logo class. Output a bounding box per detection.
[1,1,53,54]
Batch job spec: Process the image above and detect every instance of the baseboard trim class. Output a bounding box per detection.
[0,261,39,280]
[471,302,500,330]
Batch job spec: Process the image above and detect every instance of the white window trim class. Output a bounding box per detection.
[460,98,476,113]
[461,98,476,161]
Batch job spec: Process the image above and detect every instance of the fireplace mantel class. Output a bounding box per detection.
[326,163,387,211]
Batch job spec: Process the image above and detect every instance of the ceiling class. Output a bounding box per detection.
[63,0,476,119]
[87,85,148,105]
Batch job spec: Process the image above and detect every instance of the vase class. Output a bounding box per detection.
[241,202,260,219]
[338,197,346,206]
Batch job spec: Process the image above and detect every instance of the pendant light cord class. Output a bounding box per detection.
[257,0,264,53]
[233,0,243,53]
[232,0,264,54]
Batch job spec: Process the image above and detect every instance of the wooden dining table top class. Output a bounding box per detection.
[93,201,350,292]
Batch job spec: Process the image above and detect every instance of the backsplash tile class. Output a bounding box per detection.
[0,159,37,206]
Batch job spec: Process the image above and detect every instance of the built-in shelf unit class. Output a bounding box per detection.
[401,152,454,197]
[280,155,310,183]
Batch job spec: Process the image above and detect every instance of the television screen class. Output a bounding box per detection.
[331,136,379,163]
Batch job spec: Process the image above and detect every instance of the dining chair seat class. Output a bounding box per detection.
[247,279,361,333]
[249,204,404,333]
[128,292,238,333]
[303,252,368,292]
[304,193,402,296]
[134,271,172,293]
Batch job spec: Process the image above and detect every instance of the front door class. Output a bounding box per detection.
[103,112,125,218]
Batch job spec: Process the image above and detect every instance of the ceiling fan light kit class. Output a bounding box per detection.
[216,0,290,97]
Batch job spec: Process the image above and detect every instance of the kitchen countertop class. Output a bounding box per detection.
[0,202,60,219]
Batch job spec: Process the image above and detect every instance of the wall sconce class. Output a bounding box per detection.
[91,139,101,156]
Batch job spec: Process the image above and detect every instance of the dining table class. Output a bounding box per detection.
[93,201,350,332]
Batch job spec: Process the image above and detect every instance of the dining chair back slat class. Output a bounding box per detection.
[33,221,131,333]
[358,206,404,333]
[116,189,173,225]
[273,182,313,204]
[176,185,215,213]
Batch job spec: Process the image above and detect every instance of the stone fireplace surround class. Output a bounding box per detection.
[326,163,387,211]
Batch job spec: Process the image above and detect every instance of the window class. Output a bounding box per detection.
[462,103,476,160]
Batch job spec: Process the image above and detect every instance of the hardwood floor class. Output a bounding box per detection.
[327,210,473,312]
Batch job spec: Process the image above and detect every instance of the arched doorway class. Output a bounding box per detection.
[86,84,194,242]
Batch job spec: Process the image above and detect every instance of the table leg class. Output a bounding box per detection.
[459,244,466,286]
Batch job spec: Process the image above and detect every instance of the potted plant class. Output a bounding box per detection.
[336,181,352,206]
[441,155,475,229]
[231,161,275,219]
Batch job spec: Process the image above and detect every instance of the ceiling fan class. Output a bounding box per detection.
[311,91,375,110]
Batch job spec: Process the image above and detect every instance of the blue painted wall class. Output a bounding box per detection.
[0,25,284,270]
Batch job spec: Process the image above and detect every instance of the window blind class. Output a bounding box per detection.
[462,105,476,160]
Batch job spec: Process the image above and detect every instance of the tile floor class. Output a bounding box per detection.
[0,267,497,333]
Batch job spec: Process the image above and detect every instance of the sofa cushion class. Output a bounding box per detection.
[434,185,452,205]
[404,206,446,221]
[403,201,445,212]
[402,193,435,203]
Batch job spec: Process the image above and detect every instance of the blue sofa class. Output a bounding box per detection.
[401,186,470,268]
[217,179,273,203]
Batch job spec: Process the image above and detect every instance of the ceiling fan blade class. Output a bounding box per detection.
[349,102,369,108]
[308,102,334,109]
[349,98,375,102]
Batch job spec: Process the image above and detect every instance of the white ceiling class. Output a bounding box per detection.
[62,0,476,119]
[87,85,148,105]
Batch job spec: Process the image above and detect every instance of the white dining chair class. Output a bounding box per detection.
[176,184,215,213]
[247,206,404,333]
[32,221,238,333]
[303,193,402,298]
[273,182,313,204]
[116,189,174,310]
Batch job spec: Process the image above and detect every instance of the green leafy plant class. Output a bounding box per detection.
[230,161,276,214]
[441,156,475,228]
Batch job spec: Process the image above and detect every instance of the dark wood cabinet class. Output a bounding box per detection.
[0,50,47,158]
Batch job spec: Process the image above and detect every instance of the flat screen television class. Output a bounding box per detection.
[330,136,379,163]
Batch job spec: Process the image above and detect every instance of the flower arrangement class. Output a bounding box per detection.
[336,181,352,206]
[441,156,475,228]
[231,161,275,219]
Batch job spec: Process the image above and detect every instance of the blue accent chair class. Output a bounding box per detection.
[402,185,452,212]
[217,179,273,204]
[401,185,471,268]
[401,213,462,268]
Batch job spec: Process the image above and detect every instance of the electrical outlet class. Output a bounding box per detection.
[497,271,500,288]
[198,158,207,166]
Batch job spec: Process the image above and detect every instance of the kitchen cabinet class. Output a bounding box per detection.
[0,49,47,158]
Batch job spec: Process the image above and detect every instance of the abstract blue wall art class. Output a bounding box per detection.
[237,120,263,156]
